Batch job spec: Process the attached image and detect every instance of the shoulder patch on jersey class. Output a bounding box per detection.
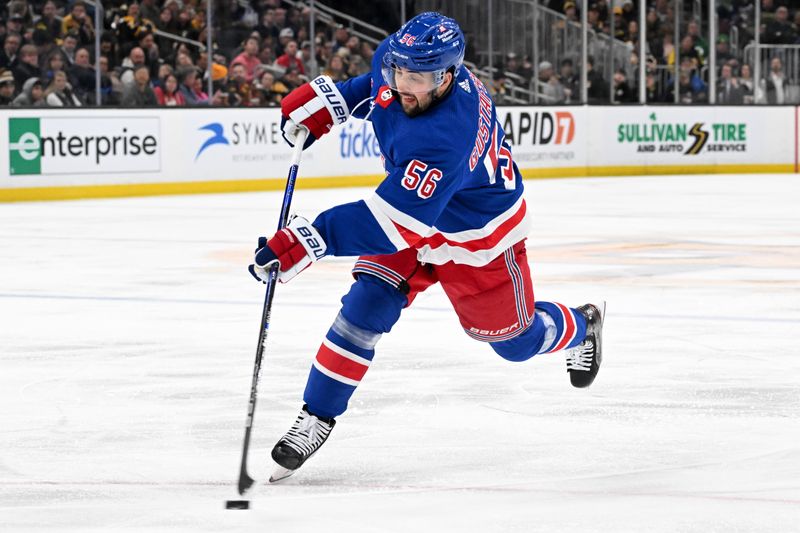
[376,85,395,108]
[458,79,471,93]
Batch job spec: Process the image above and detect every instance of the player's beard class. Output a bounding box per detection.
[399,91,433,117]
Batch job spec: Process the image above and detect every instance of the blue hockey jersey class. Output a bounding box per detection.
[312,39,530,267]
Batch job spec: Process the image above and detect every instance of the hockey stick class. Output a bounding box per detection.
[227,128,308,509]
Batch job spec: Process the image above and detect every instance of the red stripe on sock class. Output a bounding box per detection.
[315,343,369,382]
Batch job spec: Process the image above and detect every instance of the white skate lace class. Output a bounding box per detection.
[566,340,594,372]
[281,410,332,458]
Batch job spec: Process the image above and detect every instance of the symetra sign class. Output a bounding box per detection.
[8,117,160,175]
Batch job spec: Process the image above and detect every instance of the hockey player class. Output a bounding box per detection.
[249,12,604,482]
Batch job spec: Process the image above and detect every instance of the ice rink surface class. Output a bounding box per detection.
[1,174,799,532]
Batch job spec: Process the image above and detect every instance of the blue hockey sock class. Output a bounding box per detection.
[303,276,406,418]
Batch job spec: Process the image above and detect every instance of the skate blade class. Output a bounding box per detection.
[269,466,296,483]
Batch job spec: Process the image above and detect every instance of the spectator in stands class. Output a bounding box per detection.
[668,59,706,104]
[121,64,157,106]
[620,0,636,26]
[229,62,251,106]
[192,74,210,105]
[117,3,156,49]
[538,60,566,103]
[332,25,349,54]
[645,72,667,102]
[686,20,708,57]
[277,27,294,57]
[678,35,703,68]
[716,63,744,104]
[645,8,661,44]
[588,3,605,33]
[559,58,579,102]
[257,9,280,41]
[140,0,161,26]
[504,52,521,77]
[250,70,282,107]
[626,20,640,48]
[762,6,797,45]
[0,69,16,105]
[44,70,82,106]
[232,36,261,82]
[586,55,609,103]
[611,6,626,40]
[347,54,369,78]
[100,32,119,70]
[60,32,79,66]
[42,50,66,82]
[177,65,202,105]
[155,7,178,56]
[360,41,375,65]
[120,46,147,86]
[680,56,707,98]
[61,1,94,47]
[68,47,95,102]
[12,76,45,106]
[344,35,361,57]
[35,0,62,43]
[715,35,734,65]
[5,14,26,42]
[175,50,195,68]
[300,41,315,74]
[259,44,276,67]
[612,68,635,103]
[154,72,185,106]
[760,56,790,104]
[1,32,22,69]
[563,1,578,23]
[323,54,348,82]
[276,40,305,75]
[138,32,162,78]
[280,65,303,91]
[13,44,39,90]
[490,71,509,104]
[156,64,174,87]
[739,63,755,104]
[7,1,33,28]
[98,55,123,105]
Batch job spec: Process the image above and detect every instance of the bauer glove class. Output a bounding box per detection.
[249,216,327,284]
[280,75,350,150]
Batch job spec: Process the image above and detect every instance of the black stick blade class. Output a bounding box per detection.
[225,500,250,510]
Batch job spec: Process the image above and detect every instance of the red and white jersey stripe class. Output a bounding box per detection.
[364,194,532,267]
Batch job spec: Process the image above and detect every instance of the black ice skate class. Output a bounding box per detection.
[565,302,605,388]
[269,405,336,483]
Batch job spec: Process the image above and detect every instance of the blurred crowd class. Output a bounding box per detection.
[0,0,375,107]
[3,0,800,107]
[489,0,800,105]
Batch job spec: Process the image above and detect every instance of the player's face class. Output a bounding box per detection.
[394,68,452,117]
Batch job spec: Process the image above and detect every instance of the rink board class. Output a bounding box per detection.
[1,106,797,201]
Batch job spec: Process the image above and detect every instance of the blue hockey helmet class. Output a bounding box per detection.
[382,12,466,93]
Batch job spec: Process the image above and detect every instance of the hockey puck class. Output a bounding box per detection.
[225,500,250,510]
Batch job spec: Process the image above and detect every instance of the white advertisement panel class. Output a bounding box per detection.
[588,106,795,170]
[495,106,587,173]
[1,105,797,200]
[183,108,383,181]
[2,109,166,188]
